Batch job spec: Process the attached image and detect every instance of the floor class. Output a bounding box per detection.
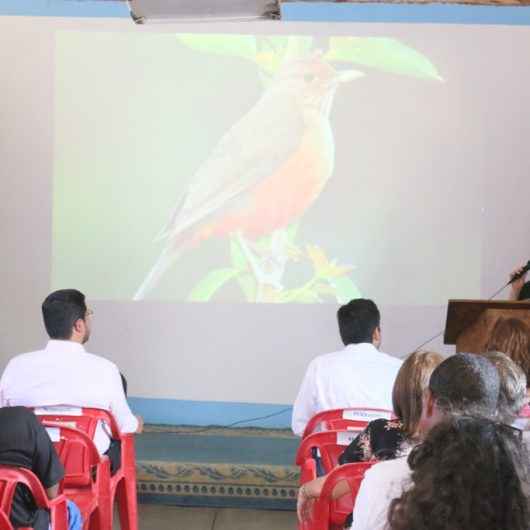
[119,504,298,530]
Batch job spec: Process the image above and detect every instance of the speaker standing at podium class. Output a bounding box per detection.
[510,263,530,301]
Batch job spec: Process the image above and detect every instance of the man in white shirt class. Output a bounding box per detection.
[0,289,143,469]
[291,299,402,436]
[350,353,500,530]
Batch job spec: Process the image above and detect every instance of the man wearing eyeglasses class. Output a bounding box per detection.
[0,289,143,472]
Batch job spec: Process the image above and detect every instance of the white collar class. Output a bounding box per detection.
[44,339,86,354]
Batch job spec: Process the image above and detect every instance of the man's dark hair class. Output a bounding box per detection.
[42,289,87,340]
[337,298,380,345]
[428,353,500,417]
[519,281,530,301]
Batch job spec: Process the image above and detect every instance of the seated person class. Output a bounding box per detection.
[297,350,443,525]
[349,354,500,530]
[0,406,82,530]
[481,351,527,425]
[0,289,143,472]
[292,299,402,436]
[485,317,530,412]
[299,354,500,530]
[387,416,530,530]
[510,263,530,301]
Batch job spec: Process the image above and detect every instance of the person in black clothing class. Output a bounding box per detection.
[0,407,82,530]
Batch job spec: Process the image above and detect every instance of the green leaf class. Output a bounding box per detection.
[326,37,443,81]
[188,268,240,302]
[327,276,362,304]
[177,34,257,61]
[230,238,248,271]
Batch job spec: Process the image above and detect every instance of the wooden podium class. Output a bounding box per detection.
[444,300,530,353]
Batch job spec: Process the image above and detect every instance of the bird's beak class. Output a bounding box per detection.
[337,69,365,83]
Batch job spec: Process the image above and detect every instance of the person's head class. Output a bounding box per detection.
[482,351,527,423]
[42,289,92,344]
[388,416,530,530]
[486,317,530,387]
[391,351,444,438]
[419,353,500,435]
[337,298,381,348]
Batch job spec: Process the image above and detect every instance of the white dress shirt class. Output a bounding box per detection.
[351,456,411,530]
[291,343,402,436]
[0,340,139,453]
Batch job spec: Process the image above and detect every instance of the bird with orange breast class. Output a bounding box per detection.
[133,54,363,300]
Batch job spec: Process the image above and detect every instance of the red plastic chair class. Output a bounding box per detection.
[35,408,138,530]
[41,422,111,530]
[301,462,376,530]
[303,408,394,439]
[0,465,69,530]
[0,510,13,530]
[296,430,362,485]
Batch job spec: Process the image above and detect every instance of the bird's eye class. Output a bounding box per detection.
[304,73,316,83]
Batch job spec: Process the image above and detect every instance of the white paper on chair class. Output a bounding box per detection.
[45,427,61,442]
[34,405,83,416]
[342,410,392,421]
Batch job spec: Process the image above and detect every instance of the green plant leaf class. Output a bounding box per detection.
[177,34,257,61]
[326,37,443,81]
[328,276,362,304]
[188,268,240,302]
[230,238,248,271]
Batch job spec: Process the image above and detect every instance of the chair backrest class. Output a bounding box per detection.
[296,430,362,484]
[0,509,13,530]
[42,422,102,488]
[310,462,376,529]
[0,465,69,530]
[303,408,394,439]
[0,466,50,513]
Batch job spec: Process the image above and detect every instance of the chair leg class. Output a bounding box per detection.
[116,477,138,530]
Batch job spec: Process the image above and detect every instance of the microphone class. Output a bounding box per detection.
[508,260,530,285]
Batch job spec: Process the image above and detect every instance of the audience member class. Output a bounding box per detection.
[300,353,499,530]
[387,416,530,530]
[482,351,527,424]
[0,289,143,472]
[348,353,499,530]
[292,299,401,436]
[485,317,530,390]
[297,351,443,526]
[0,406,82,530]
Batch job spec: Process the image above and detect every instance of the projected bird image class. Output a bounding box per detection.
[134,36,442,303]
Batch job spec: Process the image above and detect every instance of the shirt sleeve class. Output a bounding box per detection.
[291,360,318,436]
[31,414,65,489]
[107,364,139,434]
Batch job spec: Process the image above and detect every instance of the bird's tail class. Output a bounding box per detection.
[133,247,183,300]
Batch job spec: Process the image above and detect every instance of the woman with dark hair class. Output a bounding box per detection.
[387,416,530,530]
[297,351,443,524]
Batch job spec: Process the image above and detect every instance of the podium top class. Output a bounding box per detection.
[444,299,530,345]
